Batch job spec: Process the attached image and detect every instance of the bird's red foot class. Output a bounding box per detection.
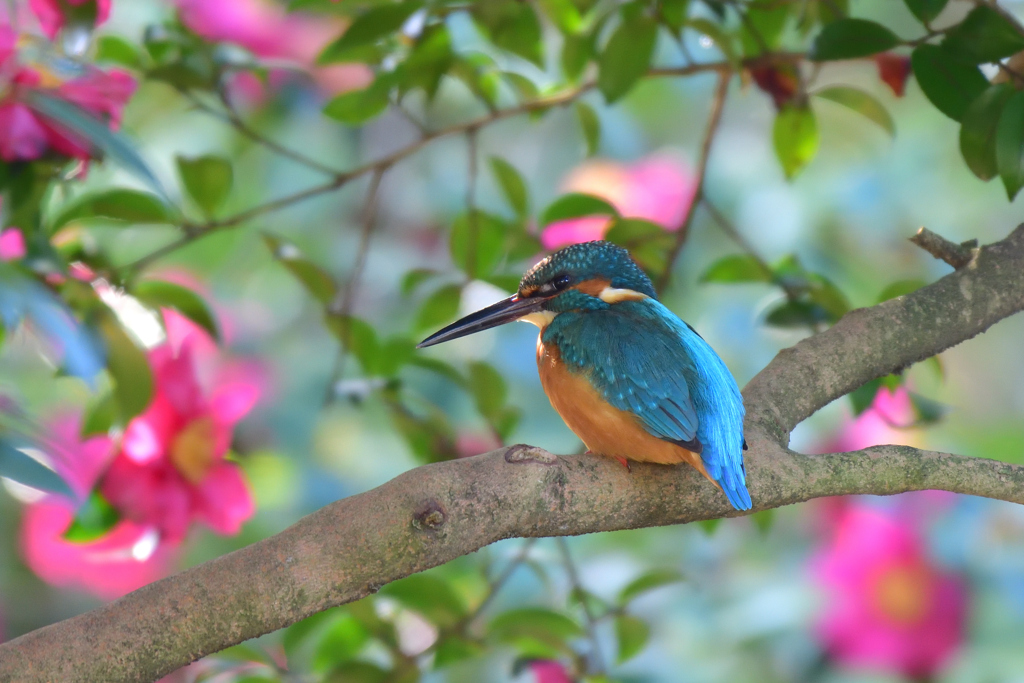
[614,455,632,473]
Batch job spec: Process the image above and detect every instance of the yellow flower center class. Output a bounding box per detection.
[169,416,216,484]
[872,564,930,625]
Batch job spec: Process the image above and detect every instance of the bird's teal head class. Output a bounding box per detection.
[418,241,655,348]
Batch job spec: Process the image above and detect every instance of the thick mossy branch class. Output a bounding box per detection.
[2,226,1024,683]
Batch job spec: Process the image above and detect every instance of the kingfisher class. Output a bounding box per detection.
[417,241,751,511]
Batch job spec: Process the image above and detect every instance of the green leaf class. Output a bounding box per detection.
[911,44,989,122]
[575,102,601,156]
[434,635,485,667]
[401,268,438,296]
[541,193,619,226]
[659,0,690,32]
[468,361,508,420]
[490,157,529,218]
[472,0,544,66]
[813,86,895,137]
[312,614,370,672]
[0,439,73,497]
[489,607,584,644]
[397,24,454,99]
[562,32,593,82]
[98,313,154,422]
[450,211,507,278]
[133,280,219,341]
[877,279,926,303]
[80,391,117,438]
[318,1,422,64]
[176,155,233,216]
[324,662,389,683]
[51,189,173,230]
[96,35,141,68]
[750,508,774,533]
[263,234,337,305]
[325,314,379,372]
[63,490,120,542]
[909,391,948,424]
[739,3,789,55]
[763,300,829,328]
[773,104,819,179]
[996,89,1024,200]
[941,6,1024,64]
[24,92,169,200]
[381,574,467,628]
[283,609,337,664]
[537,0,583,34]
[615,614,650,664]
[618,568,684,604]
[960,83,1015,181]
[598,15,658,103]
[415,284,462,332]
[686,18,739,68]
[323,78,391,125]
[700,254,771,283]
[904,0,949,25]
[810,18,900,61]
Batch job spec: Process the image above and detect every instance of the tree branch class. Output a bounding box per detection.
[4,224,1024,682]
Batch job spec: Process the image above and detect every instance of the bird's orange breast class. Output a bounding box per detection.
[536,336,712,480]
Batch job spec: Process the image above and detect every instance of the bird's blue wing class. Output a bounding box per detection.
[544,305,701,449]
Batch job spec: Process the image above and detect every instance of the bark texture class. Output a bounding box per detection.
[2,225,1024,683]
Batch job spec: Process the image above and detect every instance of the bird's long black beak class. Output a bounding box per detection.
[417,294,545,348]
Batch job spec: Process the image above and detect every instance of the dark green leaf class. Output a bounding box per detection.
[541,193,619,226]
[941,6,1024,64]
[63,490,120,542]
[133,280,219,340]
[376,336,416,377]
[575,102,601,156]
[489,607,584,643]
[450,211,507,278]
[434,636,485,667]
[381,574,467,628]
[312,614,370,672]
[659,0,689,31]
[537,0,584,34]
[98,314,154,422]
[618,568,684,604]
[325,314,379,372]
[909,391,948,424]
[176,155,233,216]
[877,279,927,303]
[472,0,544,66]
[490,157,529,218]
[773,104,819,179]
[960,83,1015,181]
[598,15,658,103]
[700,254,771,283]
[810,19,900,61]
[24,92,169,200]
[80,391,117,438]
[96,35,141,68]
[283,609,338,664]
[323,79,391,125]
[763,299,829,328]
[911,44,989,122]
[397,24,454,99]
[263,234,337,305]
[51,189,173,230]
[813,86,895,137]
[415,284,462,332]
[562,32,593,82]
[849,377,884,415]
[318,1,423,64]
[0,439,73,497]
[807,274,850,320]
[904,0,949,25]
[468,361,507,420]
[401,268,438,296]
[996,89,1024,200]
[739,4,788,55]
[605,217,669,246]
[324,661,389,683]
[615,614,650,664]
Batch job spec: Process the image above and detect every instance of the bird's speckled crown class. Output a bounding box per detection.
[520,241,657,299]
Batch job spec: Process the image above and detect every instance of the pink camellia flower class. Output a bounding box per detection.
[811,505,968,679]
[20,417,177,599]
[174,0,371,98]
[0,227,26,260]
[0,25,135,161]
[99,316,260,543]
[529,661,573,683]
[29,0,111,40]
[541,156,697,250]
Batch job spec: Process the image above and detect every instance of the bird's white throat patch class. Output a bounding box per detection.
[598,287,649,304]
[520,310,557,328]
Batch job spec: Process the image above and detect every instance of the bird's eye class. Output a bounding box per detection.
[553,274,571,290]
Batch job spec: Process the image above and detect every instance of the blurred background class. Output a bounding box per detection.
[2,0,1024,681]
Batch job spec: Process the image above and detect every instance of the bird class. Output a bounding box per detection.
[417,240,751,511]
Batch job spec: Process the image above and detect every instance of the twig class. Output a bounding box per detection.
[909,227,977,269]
[465,538,537,624]
[656,72,731,294]
[324,169,387,404]
[556,537,605,676]
[465,128,480,278]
